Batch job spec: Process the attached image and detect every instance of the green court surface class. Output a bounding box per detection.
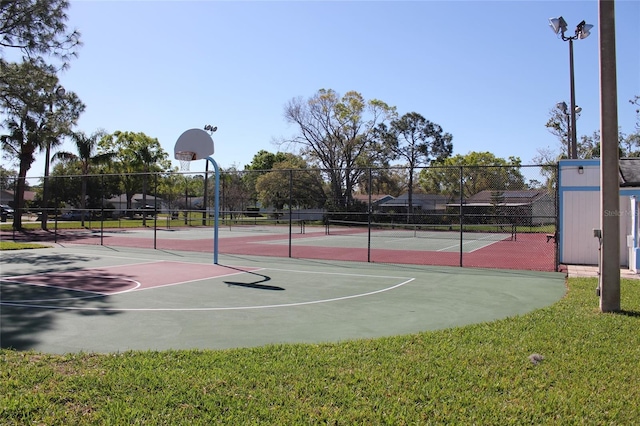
[0,245,566,354]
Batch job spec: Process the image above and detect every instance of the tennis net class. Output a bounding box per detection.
[222,218,306,234]
[326,220,516,241]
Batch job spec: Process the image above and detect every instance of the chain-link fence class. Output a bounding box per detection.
[0,164,558,271]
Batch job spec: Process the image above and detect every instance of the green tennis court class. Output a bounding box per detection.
[1,244,566,354]
[102,221,516,253]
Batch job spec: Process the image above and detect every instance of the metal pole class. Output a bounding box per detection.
[598,0,620,312]
[54,186,58,243]
[207,157,220,264]
[459,166,464,267]
[153,173,157,249]
[569,38,578,159]
[100,174,104,246]
[288,169,293,258]
[555,163,560,271]
[368,168,372,263]
[566,113,572,158]
[41,140,51,229]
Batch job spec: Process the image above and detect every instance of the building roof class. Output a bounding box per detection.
[466,189,549,204]
[380,193,448,207]
[447,189,550,207]
[1,189,35,202]
[352,194,394,204]
[619,158,640,187]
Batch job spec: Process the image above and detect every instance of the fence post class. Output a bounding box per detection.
[289,169,293,258]
[203,161,209,226]
[100,174,104,246]
[368,167,372,263]
[153,172,157,250]
[54,183,58,244]
[554,163,560,271]
[459,166,464,267]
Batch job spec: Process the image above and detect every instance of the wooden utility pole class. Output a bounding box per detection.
[598,0,621,312]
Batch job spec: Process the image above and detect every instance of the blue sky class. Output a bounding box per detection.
[5,0,640,181]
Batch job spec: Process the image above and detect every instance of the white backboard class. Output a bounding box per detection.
[174,128,214,160]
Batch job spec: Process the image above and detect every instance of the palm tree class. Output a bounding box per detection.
[0,60,84,229]
[52,130,114,226]
[133,143,165,226]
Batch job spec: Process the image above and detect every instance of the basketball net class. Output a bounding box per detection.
[176,151,196,171]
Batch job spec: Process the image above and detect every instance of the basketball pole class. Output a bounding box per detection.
[207,156,220,265]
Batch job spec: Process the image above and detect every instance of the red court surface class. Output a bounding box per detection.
[6,262,258,295]
[1,227,557,271]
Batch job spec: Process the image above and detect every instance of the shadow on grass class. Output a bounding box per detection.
[616,310,640,318]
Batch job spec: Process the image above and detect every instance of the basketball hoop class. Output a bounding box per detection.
[176,151,196,171]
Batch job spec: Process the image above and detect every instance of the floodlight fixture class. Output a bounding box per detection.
[548,16,567,35]
[549,16,592,41]
[556,101,568,113]
[577,20,593,39]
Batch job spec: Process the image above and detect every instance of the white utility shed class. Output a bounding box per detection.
[559,158,640,266]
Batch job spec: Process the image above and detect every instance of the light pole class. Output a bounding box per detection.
[549,16,593,159]
[41,85,66,229]
[203,125,217,225]
[556,101,582,158]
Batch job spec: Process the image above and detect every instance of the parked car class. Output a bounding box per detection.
[1,204,14,219]
[132,205,156,217]
[60,210,90,221]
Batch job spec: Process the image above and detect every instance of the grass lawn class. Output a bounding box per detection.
[0,241,51,250]
[0,216,207,232]
[1,277,639,424]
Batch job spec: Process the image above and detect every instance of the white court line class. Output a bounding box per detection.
[129,268,267,293]
[263,266,412,280]
[466,235,510,253]
[14,249,412,281]
[1,249,416,310]
[437,235,506,252]
[0,267,263,300]
[0,277,415,312]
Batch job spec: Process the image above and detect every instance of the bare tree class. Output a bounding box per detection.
[283,89,395,209]
[544,103,573,159]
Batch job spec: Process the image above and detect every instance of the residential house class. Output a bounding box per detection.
[448,189,555,226]
[378,193,448,214]
[352,194,395,211]
[0,189,36,208]
[103,194,166,217]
